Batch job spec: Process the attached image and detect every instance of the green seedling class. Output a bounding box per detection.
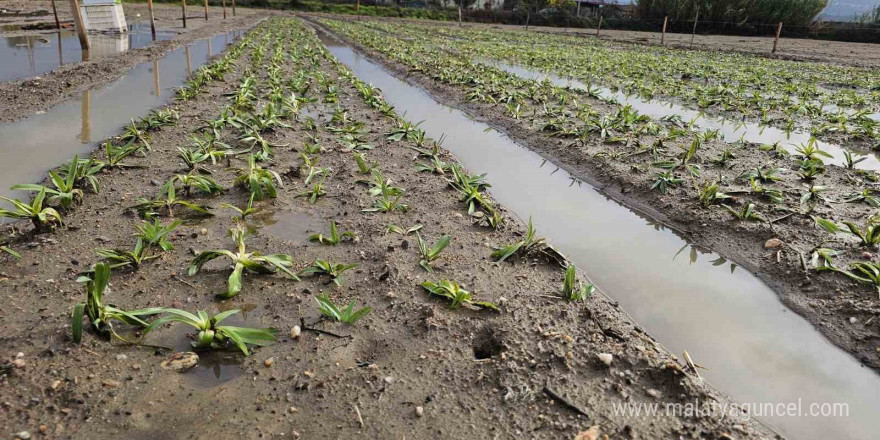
[71,262,162,344]
[298,259,358,287]
[421,280,498,311]
[130,183,211,219]
[221,194,258,221]
[298,171,328,205]
[234,155,283,200]
[353,152,378,175]
[188,226,299,298]
[309,221,356,245]
[723,203,763,221]
[96,219,181,270]
[144,308,276,356]
[491,218,544,263]
[168,174,224,196]
[364,193,408,213]
[562,264,595,301]
[842,219,880,247]
[0,189,62,232]
[386,223,423,236]
[417,233,451,272]
[314,293,371,324]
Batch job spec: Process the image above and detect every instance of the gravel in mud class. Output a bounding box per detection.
[310,15,880,372]
[0,1,271,123]
[0,17,776,440]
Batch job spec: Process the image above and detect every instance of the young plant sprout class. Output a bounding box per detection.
[417,233,451,272]
[188,226,299,299]
[119,119,152,151]
[104,141,144,169]
[314,293,371,324]
[0,243,21,260]
[830,262,880,298]
[233,155,284,200]
[12,154,95,210]
[386,223,424,236]
[96,219,181,270]
[0,189,63,232]
[353,152,378,175]
[130,182,211,219]
[723,203,763,221]
[364,193,408,213]
[221,194,258,221]
[842,218,880,247]
[298,171,328,205]
[168,174,225,196]
[71,263,162,344]
[144,309,276,356]
[562,265,595,301]
[309,221,356,245]
[491,218,545,263]
[298,259,358,287]
[421,280,498,311]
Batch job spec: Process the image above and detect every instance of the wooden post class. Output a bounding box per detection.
[596,15,602,36]
[576,1,580,18]
[661,16,668,45]
[204,0,209,21]
[68,0,90,52]
[772,21,783,53]
[181,0,187,29]
[147,0,157,41]
[690,9,699,48]
[222,0,226,19]
[356,0,361,20]
[153,60,160,97]
[50,0,61,30]
[458,3,462,27]
[525,9,530,30]
[232,0,236,17]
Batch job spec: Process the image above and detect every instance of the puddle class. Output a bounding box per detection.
[0,22,178,83]
[478,58,880,172]
[318,30,880,440]
[249,207,326,242]
[0,32,240,200]
[151,303,264,388]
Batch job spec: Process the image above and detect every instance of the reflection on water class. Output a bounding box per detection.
[0,32,239,200]
[0,22,177,82]
[319,31,880,440]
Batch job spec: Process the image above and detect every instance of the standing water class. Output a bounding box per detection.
[317,29,879,440]
[0,22,177,83]
[0,32,240,199]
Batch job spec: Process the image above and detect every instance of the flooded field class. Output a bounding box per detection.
[1,11,877,440]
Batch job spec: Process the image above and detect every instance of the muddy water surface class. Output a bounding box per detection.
[319,30,880,440]
[0,32,239,200]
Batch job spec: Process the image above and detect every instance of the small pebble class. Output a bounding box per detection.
[850,317,858,324]
[764,238,783,249]
[15,431,31,440]
[115,354,127,361]
[264,357,275,368]
[597,353,613,367]
[200,228,208,235]
[415,406,424,417]
[102,379,121,388]
[289,406,298,414]
[290,326,301,339]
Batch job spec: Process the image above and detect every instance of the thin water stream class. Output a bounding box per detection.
[318,30,879,440]
[0,32,240,200]
[478,58,880,172]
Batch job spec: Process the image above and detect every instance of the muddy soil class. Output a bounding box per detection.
[0,17,776,440]
[310,15,880,373]
[0,1,271,122]
[316,13,880,68]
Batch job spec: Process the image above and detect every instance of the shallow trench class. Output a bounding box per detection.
[0,30,242,200]
[314,28,879,440]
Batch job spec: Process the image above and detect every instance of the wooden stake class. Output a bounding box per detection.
[68,0,90,52]
[596,15,602,36]
[690,9,699,48]
[772,21,783,53]
[232,0,236,17]
[458,6,462,27]
[661,16,668,45]
[204,0,209,21]
[147,0,157,41]
[50,0,61,30]
[181,0,187,29]
[222,0,226,19]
